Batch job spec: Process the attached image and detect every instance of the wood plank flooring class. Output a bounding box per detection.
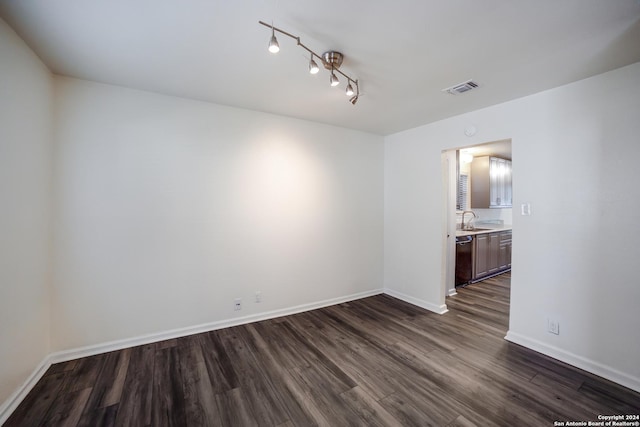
[5,272,640,426]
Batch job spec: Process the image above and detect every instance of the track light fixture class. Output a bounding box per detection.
[345,82,354,96]
[259,20,360,105]
[309,54,319,75]
[349,93,359,105]
[348,77,360,105]
[268,25,279,53]
[330,66,339,87]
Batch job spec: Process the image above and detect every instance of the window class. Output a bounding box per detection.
[457,174,468,211]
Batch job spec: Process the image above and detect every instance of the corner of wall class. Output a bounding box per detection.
[0,16,56,424]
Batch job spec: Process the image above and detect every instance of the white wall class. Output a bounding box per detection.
[384,61,640,391]
[52,77,384,352]
[0,18,52,407]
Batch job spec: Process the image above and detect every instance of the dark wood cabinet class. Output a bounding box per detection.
[470,156,512,208]
[473,230,511,281]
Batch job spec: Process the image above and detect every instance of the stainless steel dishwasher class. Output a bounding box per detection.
[455,235,473,286]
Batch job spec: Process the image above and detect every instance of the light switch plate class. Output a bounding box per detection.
[521,203,531,216]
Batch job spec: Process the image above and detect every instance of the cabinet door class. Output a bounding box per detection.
[489,157,513,208]
[470,156,491,209]
[498,243,509,269]
[498,231,512,269]
[488,233,500,273]
[474,234,489,278]
[489,157,501,207]
[504,160,512,207]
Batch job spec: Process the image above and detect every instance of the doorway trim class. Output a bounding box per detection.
[442,150,458,297]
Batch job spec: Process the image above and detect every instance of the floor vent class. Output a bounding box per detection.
[443,80,480,95]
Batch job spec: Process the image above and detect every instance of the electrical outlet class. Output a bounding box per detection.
[234,298,242,311]
[547,318,560,335]
[255,291,262,303]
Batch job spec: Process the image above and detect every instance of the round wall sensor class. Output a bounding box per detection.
[464,125,477,137]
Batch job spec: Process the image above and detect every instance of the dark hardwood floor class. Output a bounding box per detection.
[5,272,640,426]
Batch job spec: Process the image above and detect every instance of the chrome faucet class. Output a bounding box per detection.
[461,210,477,230]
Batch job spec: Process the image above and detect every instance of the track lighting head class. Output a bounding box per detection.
[259,21,360,105]
[330,69,339,87]
[268,27,279,53]
[345,82,354,96]
[309,56,319,74]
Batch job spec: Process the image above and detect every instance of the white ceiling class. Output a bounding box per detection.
[1,0,639,135]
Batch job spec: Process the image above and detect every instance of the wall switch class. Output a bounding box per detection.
[521,202,531,216]
[255,291,262,303]
[234,298,242,311]
[547,318,560,335]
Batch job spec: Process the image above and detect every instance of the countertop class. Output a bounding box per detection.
[455,225,512,237]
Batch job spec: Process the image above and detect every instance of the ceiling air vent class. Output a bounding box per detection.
[442,79,480,95]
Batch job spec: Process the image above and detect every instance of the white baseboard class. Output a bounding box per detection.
[505,330,640,394]
[0,356,52,425]
[384,288,448,314]
[48,288,384,364]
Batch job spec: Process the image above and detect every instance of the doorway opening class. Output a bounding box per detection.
[442,139,513,301]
